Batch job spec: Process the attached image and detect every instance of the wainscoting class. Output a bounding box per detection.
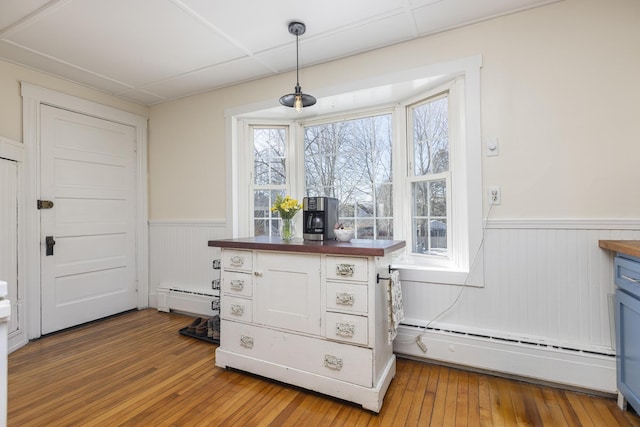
[148,220,228,309]
[396,219,640,393]
[148,219,640,393]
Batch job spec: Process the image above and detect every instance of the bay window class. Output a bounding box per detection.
[233,56,482,285]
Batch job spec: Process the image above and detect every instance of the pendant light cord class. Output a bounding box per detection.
[295,34,300,87]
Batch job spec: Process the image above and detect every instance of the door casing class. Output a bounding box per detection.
[21,82,149,343]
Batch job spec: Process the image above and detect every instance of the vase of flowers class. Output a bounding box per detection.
[271,195,302,241]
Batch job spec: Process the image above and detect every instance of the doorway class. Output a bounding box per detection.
[40,105,138,334]
[21,83,148,342]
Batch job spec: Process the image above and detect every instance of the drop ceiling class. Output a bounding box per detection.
[0,0,558,106]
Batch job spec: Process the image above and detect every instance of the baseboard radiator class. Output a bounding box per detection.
[393,323,616,394]
[156,281,220,317]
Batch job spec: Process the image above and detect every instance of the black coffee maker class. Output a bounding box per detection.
[302,197,339,241]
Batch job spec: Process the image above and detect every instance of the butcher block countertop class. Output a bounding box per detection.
[208,236,405,257]
[599,240,640,259]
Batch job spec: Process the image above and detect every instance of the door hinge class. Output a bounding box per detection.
[37,200,54,209]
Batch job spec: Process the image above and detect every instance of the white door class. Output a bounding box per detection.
[40,105,138,334]
[0,157,18,335]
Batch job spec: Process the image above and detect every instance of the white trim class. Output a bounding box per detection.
[21,82,149,339]
[148,219,226,227]
[0,136,25,162]
[485,218,640,230]
[0,137,27,351]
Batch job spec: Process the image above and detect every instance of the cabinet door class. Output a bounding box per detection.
[254,252,321,335]
[616,289,640,414]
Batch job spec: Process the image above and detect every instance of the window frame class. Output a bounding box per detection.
[405,89,453,261]
[228,56,483,286]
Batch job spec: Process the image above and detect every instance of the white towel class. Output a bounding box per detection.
[388,270,404,343]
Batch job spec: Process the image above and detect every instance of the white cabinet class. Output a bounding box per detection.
[212,239,404,413]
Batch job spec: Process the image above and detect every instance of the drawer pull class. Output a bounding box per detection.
[621,274,640,284]
[240,335,254,349]
[230,304,245,316]
[230,256,245,267]
[230,280,245,291]
[336,263,355,277]
[335,322,355,337]
[324,354,343,371]
[335,292,355,306]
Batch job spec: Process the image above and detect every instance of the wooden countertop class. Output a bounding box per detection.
[208,236,406,257]
[599,240,640,259]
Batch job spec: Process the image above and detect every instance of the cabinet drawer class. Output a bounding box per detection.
[615,256,640,297]
[326,256,368,282]
[222,249,252,272]
[221,296,252,323]
[222,271,252,297]
[326,281,367,314]
[325,312,368,346]
[221,320,373,387]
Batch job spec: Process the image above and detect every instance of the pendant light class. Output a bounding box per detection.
[279,21,316,112]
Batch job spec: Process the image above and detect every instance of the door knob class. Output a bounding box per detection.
[45,236,56,256]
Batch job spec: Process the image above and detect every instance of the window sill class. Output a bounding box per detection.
[392,262,478,286]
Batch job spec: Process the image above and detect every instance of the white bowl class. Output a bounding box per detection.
[334,228,354,242]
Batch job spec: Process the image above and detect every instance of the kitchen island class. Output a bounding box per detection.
[208,237,405,412]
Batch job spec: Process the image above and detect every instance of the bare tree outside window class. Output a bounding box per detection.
[253,127,287,237]
[304,114,393,239]
[410,94,450,256]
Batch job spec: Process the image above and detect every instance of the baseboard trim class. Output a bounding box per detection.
[393,325,616,394]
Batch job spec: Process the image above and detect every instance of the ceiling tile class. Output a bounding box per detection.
[258,12,415,73]
[141,57,274,100]
[0,0,53,31]
[412,0,553,35]
[0,39,132,93]
[4,0,247,86]
[182,0,408,53]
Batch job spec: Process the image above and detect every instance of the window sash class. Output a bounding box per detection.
[249,125,290,237]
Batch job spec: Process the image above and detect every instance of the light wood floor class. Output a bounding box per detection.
[8,309,640,426]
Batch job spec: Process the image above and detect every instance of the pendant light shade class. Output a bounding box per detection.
[279,21,316,111]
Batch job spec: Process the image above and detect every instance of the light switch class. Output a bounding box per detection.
[486,137,499,157]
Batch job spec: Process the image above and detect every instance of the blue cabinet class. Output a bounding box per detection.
[615,254,640,414]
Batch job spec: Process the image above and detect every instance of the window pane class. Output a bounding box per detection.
[429,219,447,253]
[413,181,429,217]
[429,179,446,216]
[253,189,284,236]
[254,128,286,185]
[412,178,448,256]
[412,96,449,176]
[357,219,374,239]
[304,114,392,240]
[376,219,393,240]
[413,218,429,254]
[413,218,447,255]
[375,183,393,217]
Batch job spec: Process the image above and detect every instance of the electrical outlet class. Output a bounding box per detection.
[488,186,501,205]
